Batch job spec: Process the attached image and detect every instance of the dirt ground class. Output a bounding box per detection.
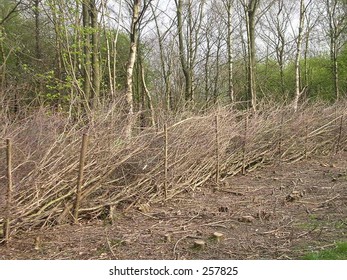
[1,153,346,260]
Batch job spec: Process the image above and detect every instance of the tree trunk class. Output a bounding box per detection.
[175,0,204,106]
[82,0,91,108]
[34,0,42,61]
[90,0,100,108]
[204,33,211,104]
[101,1,113,101]
[176,0,192,102]
[293,0,305,112]
[151,3,173,111]
[0,28,7,92]
[277,7,285,97]
[225,0,234,103]
[112,0,123,100]
[329,34,339,101]
[326,0,343,101]
[125,0,141,139]
[213,35,222,104]
[140,62,155,127]
[245,0,259,111]
[50,0,63,110]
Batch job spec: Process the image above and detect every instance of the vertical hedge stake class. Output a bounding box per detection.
[304,122,308,159]
[4,139,13,244]
[336,114,343,154]
[242,112,249,175]
[74,133,88,224]
[164,123,168,200]
[278,112,284,162]
[215,115,220,184]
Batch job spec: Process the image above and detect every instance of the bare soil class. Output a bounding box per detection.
[1,153,346,260]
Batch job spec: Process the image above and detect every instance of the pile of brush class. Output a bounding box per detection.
[0,101,346,233]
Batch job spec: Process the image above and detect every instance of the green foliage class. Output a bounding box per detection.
[1,2,56,79]
[99,30,130,92]
[116,33,131,90]
[303,56,334,101]
[35,70,71,106]
[254,53,347,103]
[303,242,347,260]
[338,45,347,89]
[257,59,289,101]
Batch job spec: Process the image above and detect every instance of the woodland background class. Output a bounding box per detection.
[1,0,347,123]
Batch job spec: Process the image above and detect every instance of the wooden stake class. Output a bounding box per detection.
[74,133,88,224]
[4,139,13,244]
[215,115,220,184]
[242,112,248,175]
[164,123,168,200]
[335,114,343,154]
[304,122,308,159]
[278,112,284,162]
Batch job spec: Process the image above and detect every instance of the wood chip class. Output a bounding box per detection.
[164,234,172,242]
[138,203,151,213]
[34,236,41,250]
[193,239,205,248]
[212,232,224,242]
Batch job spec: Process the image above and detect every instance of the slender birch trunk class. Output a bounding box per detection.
[293,0,305,112]
[125,0,141,139]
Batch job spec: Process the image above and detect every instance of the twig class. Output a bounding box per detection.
[318,194,340,207]
[173,235,188,259]
[104,229,117,258]
[296,225,318,239]
[201,219,236,227]
[259,220,294,235]
[136,210,160,220]
[182,211,201,225]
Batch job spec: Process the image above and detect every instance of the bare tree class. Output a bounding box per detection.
[175,0,205,105]
[90,0,100,108]
[240,0,260,111]
[222,0,235,103]
[324,0,347,101]
[302,1,320,94]
[260,0,295,97]
[202,19,212,104]
[33,0,42,60]
[81,0,92,110]
[150,2,175,111]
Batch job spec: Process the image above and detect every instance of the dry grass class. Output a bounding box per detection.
[0,101,346,237]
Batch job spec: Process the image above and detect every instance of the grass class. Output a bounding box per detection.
[303,242,347,260]
[297,216,347,232]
